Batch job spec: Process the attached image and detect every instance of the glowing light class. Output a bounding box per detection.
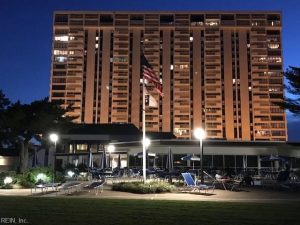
[36,173,46,181]
[4,177,13,185]
[67,171,75,177]
[142,137,151,148]
[194,128,206,140]
[107,144,115,153]
[49,133,58,143]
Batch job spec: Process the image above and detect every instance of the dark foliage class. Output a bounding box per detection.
[275,66,300,115]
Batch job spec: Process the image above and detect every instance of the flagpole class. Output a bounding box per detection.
[142,76,146,183]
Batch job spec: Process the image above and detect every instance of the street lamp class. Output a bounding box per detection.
[49,133,59,150]
[194,128,206,184]
[49,133,59,183]
[107,144,115,169]
[142,137,151,182]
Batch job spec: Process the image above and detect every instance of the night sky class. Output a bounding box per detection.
[0,0,299,141]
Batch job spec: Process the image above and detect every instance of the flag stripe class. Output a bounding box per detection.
[142,55,163,96]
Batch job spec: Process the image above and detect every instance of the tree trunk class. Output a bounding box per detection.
[18,139,29,173]
[24,141,29,169]
[18,140,25,173]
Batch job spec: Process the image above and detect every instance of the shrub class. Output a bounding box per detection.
[112,181,176,194]
[17,167,54,188]
[0,171,17,189]
[54,171,66,183]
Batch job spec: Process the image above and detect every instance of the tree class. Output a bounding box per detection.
[276,66,300,115]
[0,90,10,128]
[0,89,10,111]
[1,97,76,173]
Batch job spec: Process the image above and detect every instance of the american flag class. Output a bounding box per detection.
[142,54,163,96]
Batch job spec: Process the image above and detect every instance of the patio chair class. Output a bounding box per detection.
[181,173,214,194]
[31,180,47,194]
[203,171,239,191]
[83,178,106,195]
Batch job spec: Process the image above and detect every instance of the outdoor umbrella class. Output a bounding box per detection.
[260,155,286,162]
[166,147,173,171]
[260,155,286,172]
[136,151,156,158]
[181,154,200,170]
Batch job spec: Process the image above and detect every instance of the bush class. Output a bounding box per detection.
[54,171,66,184]
[0,171,17,189]
[112,181,176,194]
[17,167,54,188]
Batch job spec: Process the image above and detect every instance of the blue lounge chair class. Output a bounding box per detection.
[181,173,214,194]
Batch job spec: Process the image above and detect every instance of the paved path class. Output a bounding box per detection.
[2,185,300,203]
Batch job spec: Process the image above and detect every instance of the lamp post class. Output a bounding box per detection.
[49,133,59,183]
[107,144,115,169]
[194,128,206,184]
[142,137,151,182]
[49,133,59,150]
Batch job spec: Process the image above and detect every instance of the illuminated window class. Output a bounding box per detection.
[69,51,74,55]
[54,35,69,42]
[267,56,281,63]
[76,144,88,151]
[179,65,189,69]
[54,56,67,62]
[205,19,219,26]
[69,36,75,40]
[53,50,68,55]
[189,36,193,42]
[174,128,188,136]
[170,65,174,70]
[267,43,280,49]
[113,57,128,62]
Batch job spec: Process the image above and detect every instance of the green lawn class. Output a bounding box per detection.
[0,196,299,225]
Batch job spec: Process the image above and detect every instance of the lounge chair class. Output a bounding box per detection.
[203,171,239,191]
[58,181,82,195]
[83,179,106,195]
[181,173,214,194]
[31,182,61,195]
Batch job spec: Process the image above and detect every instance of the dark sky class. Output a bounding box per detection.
[0,0,299,141]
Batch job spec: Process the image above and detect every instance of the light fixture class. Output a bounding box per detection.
[67,171,75,178]
[4,177,13,185]
[36,173,46,181]
[107,144,115,153]
[49,133,58,143]
[194,128,206,140]
[194,128,206,184]
[143,137,151,149]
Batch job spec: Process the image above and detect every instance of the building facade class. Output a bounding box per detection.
[50,11,287,141]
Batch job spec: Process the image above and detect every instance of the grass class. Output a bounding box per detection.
[0,196,299,225]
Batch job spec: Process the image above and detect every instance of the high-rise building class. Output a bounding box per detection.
[50,11,287,141]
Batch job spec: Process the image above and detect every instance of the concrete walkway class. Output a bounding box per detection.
[1,185,300,203]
